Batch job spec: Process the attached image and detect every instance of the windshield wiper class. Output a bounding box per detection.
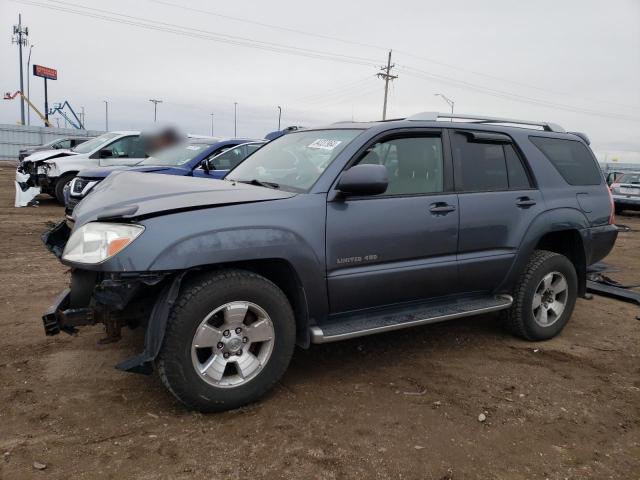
[235,179,280,189]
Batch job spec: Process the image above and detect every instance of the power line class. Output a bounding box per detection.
[14,0,639,121]
[399,66,640,122]
[149,0,387,53]
[13,0,380,67]
[149,0,639,112]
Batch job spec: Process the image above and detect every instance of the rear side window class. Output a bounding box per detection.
[452,132,532,191]
[529,137,601,185]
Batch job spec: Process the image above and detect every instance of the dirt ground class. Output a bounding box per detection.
[0,162,638,480]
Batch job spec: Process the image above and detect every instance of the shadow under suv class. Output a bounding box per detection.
[42,112,617,412]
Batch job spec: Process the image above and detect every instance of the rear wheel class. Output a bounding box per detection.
[54,172,76,205]
[157,270,296,412]
[504,250,577,341]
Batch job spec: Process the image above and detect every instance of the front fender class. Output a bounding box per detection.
[497,207,590,293]
[68,196,329,323]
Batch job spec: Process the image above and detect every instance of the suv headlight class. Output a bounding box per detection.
[62,222,144,264]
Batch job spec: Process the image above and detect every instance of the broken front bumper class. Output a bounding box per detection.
[14,170,41,207]
[42,288,96,335]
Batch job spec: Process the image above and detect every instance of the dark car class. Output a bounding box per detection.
[64,139,265,215]
[42,112,617,412]
[18,136,94,161]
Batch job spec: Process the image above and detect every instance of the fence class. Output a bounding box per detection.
[0,124,105,161]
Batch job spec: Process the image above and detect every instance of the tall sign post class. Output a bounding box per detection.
[32,64,57,126]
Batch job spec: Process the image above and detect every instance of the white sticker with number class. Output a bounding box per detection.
[307,139,342,150]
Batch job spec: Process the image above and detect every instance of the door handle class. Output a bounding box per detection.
[429,202,456,215]
[516,197,536,208]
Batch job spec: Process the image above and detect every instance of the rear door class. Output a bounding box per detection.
[451,130,544,293]
[326,130,460,314]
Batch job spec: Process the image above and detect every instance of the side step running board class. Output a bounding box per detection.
[310,295,513,344]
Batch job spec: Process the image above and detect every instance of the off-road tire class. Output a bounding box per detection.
[504,250,577,341]
[54,172,76,205]
[157,269,296,412]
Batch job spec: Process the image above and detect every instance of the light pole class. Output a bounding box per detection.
[210,113,214,136]
[234,102,238,137]
[26,44,34,125]
[277,105,282,130]
[103,100,109,131]
[434,93,455,115]
[149,99,162,123]
[80,106,85,129]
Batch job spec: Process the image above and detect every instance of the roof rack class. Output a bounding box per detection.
[406,112,565,133]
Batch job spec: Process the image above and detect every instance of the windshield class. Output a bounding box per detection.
[226,129,361,191]
[139,142,213,166]
[619,173,640,184]
[72,133,120,154]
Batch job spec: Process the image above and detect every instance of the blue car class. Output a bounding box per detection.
[65,138,265,214]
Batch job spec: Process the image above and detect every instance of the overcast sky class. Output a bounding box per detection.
[1,0,639,161]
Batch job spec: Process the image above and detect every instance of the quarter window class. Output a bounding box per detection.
[355,136,444,195]
[529,136,601,185]
[452,132,532,191]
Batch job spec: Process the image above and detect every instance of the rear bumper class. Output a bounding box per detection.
[612,194,640,209]
[585,224,618,266]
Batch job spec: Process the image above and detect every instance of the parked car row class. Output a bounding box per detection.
[15,131,265,208]
[37,112,616,413]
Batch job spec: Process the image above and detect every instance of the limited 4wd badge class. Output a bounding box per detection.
[336,254,379,265]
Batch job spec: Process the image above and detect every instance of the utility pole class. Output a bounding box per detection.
[434,93,455,115]
[26,44,34,125]
[12,14,29,125]
[103,100,109,131]
[149,98,162,122]
[210,113,214,136]
[80,106,85,129]
[234,102,238,137]
[277,105,282,130]
[376,50,397,121]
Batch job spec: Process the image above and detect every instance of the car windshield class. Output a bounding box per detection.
[72,133,121,154]
[226,129,361,192]
[41,138,64,148]
[139,142,213,166]
[619,173,640,184]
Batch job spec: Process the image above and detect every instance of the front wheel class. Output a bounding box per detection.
[504,250,578,341]
[157,270,296,412]
[54,173,76,205]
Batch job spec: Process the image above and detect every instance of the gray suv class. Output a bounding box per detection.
[42,112,617,412]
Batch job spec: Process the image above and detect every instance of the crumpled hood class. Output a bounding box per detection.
[72,171,296,225]
[78,164,172,179]
[22,149,78,163]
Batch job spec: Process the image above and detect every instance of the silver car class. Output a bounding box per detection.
[611,171,640,214]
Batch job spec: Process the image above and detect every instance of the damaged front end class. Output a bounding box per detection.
[41,220,183,374]
[15,168,41,207]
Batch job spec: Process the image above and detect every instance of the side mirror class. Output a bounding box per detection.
[336,164,388,196]
[98,149,112,159]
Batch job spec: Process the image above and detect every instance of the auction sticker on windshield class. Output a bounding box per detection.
[308,139,342,150]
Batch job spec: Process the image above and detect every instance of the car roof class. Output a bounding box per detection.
[311,112,582,140]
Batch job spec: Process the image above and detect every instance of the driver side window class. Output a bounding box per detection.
[354,136,444,195]
[210,146,244,170]
[104,136,145,158]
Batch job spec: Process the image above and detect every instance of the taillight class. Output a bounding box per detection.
[607,186,615,224]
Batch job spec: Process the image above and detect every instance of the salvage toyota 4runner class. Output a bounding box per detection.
[42,112,617,412]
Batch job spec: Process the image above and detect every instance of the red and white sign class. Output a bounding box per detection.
[33,65,57,80]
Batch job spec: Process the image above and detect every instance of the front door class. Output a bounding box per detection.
[98,135,147,166]
[326,131,459,314]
